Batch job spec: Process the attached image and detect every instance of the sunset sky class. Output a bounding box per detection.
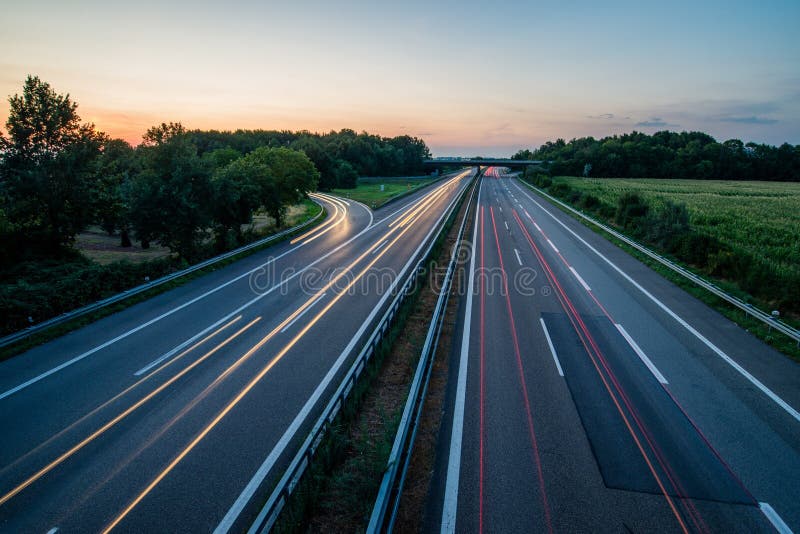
[1,0,798,156]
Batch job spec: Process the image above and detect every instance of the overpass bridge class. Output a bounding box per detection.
[423,157,543,170]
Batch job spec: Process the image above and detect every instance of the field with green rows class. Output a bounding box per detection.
[554,177,800,288]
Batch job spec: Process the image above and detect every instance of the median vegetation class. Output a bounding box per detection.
[0,76,432,337]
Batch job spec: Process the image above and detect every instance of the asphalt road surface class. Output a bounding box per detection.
[0,169,473,533]
[429,168,800,533]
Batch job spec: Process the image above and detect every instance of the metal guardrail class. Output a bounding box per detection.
[367,174,478,533]
[0,203,325,349]
[522,181,800,346]
[246,173,475,534]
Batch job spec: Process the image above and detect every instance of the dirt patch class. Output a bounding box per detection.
[75,227,172,264]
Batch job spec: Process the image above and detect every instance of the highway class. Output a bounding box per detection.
[429,168,800,533]
[0,169,473,532]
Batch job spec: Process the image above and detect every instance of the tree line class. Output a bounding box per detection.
[513,130,800,181]
[185,127,431,190]
[0,76,432,267]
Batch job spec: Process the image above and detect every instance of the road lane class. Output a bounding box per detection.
[434,168,785,532]
[508,175,800,529]
[0,170,473,532]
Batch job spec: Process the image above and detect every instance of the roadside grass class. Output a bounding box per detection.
[517,178,800,361]
[0,200,323,360]
[332,176,438,209]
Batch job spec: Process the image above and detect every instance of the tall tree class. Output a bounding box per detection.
[128,128,212,260]
[210,157,264,248]
[94,139,139,246]
[247,147,319,224]
[0,75,105,255]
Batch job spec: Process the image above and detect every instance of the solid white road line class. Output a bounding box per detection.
[759,502,794,534]
[440,184,481,534]
[372,239,388,254]
[615,324,668,384]
[514,248,523,266]
[569,266,592,292]
[512,178,800,423]
[540,318,564,377]
[547,238,559,253]
[280,294,325,333]
[216,176,471,534]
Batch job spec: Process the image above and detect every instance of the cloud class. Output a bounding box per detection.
[587,113,615,120]
[719,116,778,125]
[634,117,678,128]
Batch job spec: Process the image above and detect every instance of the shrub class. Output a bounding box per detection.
[615,192,649,232]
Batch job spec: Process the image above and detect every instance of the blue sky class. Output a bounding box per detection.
[1,0,798,156]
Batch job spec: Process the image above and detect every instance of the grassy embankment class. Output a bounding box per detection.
[332,176,438,208]
[0,200,322,357]
[523,175,800,358]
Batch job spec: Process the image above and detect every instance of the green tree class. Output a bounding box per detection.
[0,75,106,255]
[142,122,186,146]
[202,147,242,169]
[210,157,264,248]
[332,159,358,189]
[247,147,319,225]
[94,139,139,246]
[128,130,212,259]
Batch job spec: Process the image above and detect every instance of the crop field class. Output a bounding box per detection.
[554,177,800,288]
[332,176,438,208]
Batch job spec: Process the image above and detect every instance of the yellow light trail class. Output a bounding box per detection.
[0,317,261,507]
[0,316,243,479]
[289,194,346,245]
[102,174,465,532]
